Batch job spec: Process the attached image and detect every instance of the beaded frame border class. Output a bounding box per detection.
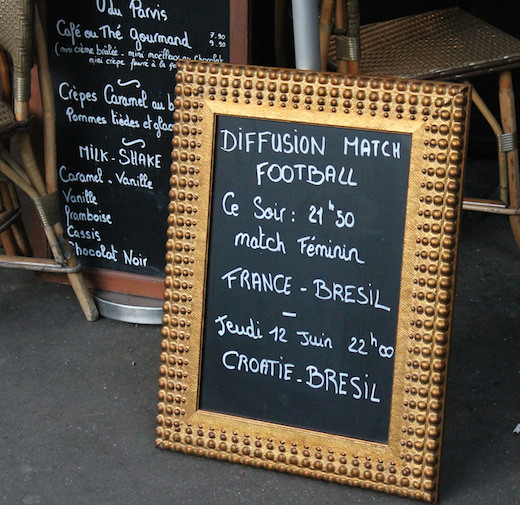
[157,60,471,503]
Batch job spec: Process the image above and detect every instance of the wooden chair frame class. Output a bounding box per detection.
[0,0,98,321]
[320,2,520,250]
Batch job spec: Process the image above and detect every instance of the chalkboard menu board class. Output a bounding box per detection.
[158,61,471,503]
[46,0,247,291]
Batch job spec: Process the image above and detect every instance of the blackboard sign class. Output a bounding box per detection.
[46,0,248,292]
[199,115,411,443]
[158,61,471,503]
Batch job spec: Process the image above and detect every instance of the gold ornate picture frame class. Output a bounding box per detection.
[157,60,471,503]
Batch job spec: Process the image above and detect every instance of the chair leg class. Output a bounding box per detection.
[0,181,17,254]
[319,0,335,71]
[499,71,520,249]
[469,86,508,203]
[0,148,99,321]
[0,225,16,255]
[52,221,99,321]
[0,180,32,255]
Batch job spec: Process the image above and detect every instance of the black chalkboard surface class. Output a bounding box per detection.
[46,1,246,286]
[198,115,411,443]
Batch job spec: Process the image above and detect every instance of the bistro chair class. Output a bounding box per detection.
[324,3,520,250]
[0,0,98,320]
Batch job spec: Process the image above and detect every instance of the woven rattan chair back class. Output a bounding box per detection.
[332,8,520,81]
[0,0,33,118]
